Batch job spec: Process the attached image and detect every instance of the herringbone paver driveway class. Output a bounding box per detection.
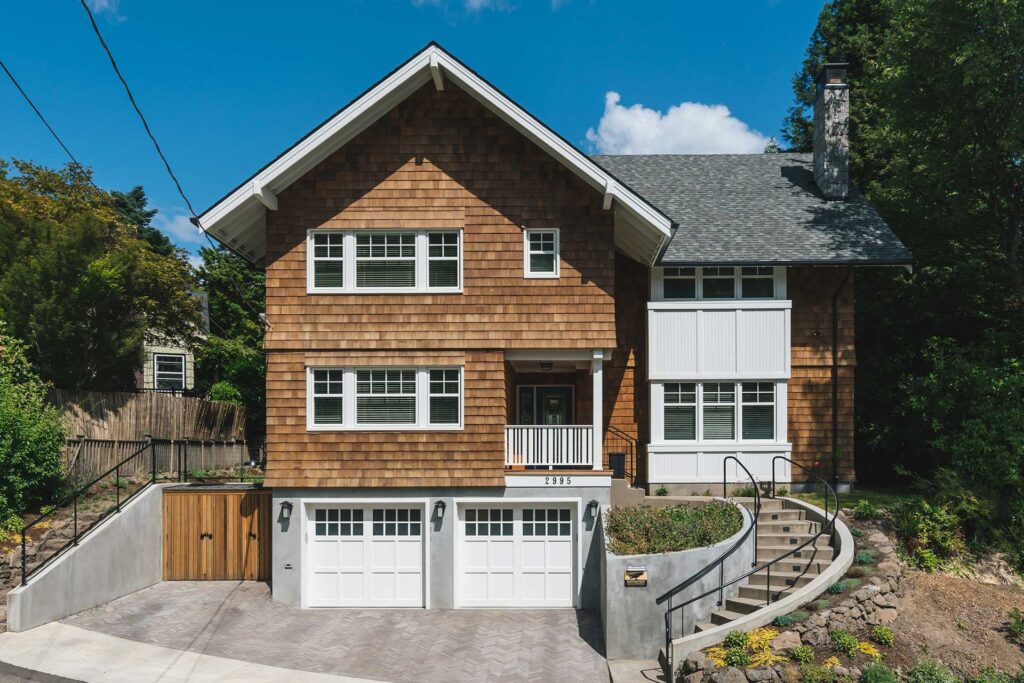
[63,582,608,683]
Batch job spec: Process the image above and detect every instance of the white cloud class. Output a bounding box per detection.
[186,252,203,270]
[153,209,203,246]
[86,0,124,20]
[585,91,769,154]
[411,0,514,11]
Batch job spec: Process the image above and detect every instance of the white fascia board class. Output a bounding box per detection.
[198,44,671,258]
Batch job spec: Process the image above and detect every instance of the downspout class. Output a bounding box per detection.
[830,267,853,489]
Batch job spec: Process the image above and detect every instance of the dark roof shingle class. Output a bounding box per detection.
[592,153,911,265]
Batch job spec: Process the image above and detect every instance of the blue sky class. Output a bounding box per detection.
[1,1,819,261]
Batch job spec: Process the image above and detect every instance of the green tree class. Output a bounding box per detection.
[0,159,203,390]
[0,322,67,538]
[111,185,177,258]
[195,246,265,436]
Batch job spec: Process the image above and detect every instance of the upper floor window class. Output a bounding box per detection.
[306,365,463,430]
[154,354,186,391]
[656,266,782,300]
[524,229,559,278]
[306,229,461,293]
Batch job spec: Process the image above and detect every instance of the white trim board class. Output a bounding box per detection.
[196,43,672,266]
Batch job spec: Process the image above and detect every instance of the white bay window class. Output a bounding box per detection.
[652,381,784,444]
[306,366,463,430]
[307,229,461,293]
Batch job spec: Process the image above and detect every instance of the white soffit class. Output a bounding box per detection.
[196,43,673,266]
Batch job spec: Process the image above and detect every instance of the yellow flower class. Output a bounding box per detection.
[823,657,841,670]
[705,646,728,668]
[750,650,788,667]
[857,642,882,661]
[748,627,779,652]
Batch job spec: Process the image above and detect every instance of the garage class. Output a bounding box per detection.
[306,504,425,607]
[458,503,576,607]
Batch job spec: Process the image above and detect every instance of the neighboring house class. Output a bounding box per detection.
[196,47,909,611]
[136,291,208,393]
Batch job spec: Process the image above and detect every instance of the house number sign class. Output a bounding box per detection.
[543,475,572,486]
[624,566,648,587]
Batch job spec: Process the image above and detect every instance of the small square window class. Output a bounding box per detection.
[525,230,559,278]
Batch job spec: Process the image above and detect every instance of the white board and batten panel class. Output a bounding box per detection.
[648,445,793,484]
[648,301,792,381]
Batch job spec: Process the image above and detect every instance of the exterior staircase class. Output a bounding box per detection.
[693,497,835,633]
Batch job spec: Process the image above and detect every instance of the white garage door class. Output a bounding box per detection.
[307,506,424,607]
[459,505,575,607]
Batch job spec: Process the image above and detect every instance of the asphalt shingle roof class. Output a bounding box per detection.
[592,153,912,265]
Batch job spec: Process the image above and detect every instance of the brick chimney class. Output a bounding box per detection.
[813,62,850,200]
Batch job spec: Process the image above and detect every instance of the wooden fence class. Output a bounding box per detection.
[66,437,259,482]
[50,388,246,441]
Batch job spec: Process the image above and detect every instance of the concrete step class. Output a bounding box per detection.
[754,555,833,573]
[738,498,784,512]
[725,596,767,615]
[748,569,819,589]
[710,609,745,626]
[694,622,716,633]
[738,584,795,602]
[757,509,805,522]
[757,520,821,535]
[756,544,834,562]
[756,533,832,548]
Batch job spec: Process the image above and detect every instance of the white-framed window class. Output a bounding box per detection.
[306,229,461,293]
[306,366,463,430]
[524,229,559,278]
[663,382,697,440]
[653,266,784,300]
[654,381,784,444]
[310,368,344,426]
[154,354,185,391]
[741,381,775,439]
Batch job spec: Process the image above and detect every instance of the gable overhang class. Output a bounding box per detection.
[196,43,673,266]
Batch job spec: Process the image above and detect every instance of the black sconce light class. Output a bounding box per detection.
[280,500,293,520]
[539,361,553,372]
[587,500,600,517]
[434,500,447,520]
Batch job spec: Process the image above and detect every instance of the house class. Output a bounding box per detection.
[196,47,908,611]
[136,291,209,393]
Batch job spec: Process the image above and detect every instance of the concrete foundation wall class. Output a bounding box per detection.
[601,501,754,660]
[271,486,610,610]
[6,484,164,632]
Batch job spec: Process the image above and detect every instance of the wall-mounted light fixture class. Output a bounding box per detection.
[540,361,553,372]
[280,500,293,520]
[434,500,447,520]
[587,500,600,517]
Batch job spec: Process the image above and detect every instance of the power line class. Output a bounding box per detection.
[77,0,264,321]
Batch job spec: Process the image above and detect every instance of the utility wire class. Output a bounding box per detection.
[77,0,265,322]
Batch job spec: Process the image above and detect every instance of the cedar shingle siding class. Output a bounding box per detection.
[264,84,617,487]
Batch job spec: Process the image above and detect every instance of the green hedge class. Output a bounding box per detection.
[605,501,743,555]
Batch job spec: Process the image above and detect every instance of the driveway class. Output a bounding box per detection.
[57,582,609,682]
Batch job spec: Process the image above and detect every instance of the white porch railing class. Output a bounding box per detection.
[504,425,594,468]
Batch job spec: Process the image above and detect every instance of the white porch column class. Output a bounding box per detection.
[591,349,604,471]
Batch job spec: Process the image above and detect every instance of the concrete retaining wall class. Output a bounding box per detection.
[6,484,164,632]
[601,500,755,660]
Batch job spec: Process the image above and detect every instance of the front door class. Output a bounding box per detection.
[518,386,573,425]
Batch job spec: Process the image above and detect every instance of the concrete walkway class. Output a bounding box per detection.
[7,582,608,683]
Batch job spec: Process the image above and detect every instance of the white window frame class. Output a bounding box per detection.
[651,380,786,445]
[305,365,463,431]
[306,229,462,294]
[650,266,787,301]
[308,231,346,292]
[154,353,186,391]
[523,228,560,279]
[308,367,345,428]
[740,381,776,441]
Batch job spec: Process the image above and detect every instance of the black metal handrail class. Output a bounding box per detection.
[657,456,761,673]
[20,438,157,586]
[658,455,839,676]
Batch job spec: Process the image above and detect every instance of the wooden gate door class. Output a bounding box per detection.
[163,489,271,581]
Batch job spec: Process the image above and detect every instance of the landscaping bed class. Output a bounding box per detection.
[605,500,744,555]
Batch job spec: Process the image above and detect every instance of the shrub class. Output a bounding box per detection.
[861,662,899,683]
[857,641,882,661]
[851,499,882,520]
[732,485,758,498]
[792,645,816,664]
[871,626,895,648]
[873,627,895,647]
[830,629,859,658]
[704,646,727,668]
[0,324,67,541]
[828,578,861,595]
[774,610,810,627]
[655,486,669,497]
[605,502,743,555]
[850,527,865,537]
[915,547,942,572]
[1006,607,1024,645]
[723,630,749,649]
[846,566,867,578]
[776,487,790,497]
[801,664,837,683]
[891,499,966,569]
[813,599,832,610]
[969,667,1024,683]
[751,649,788,667]
[725,647,750,666]
[208,380,244,404]
[747,628,778,652]
[855,550,877,566]
[905,660,958,683]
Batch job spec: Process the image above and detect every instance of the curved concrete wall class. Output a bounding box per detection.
[601,500,754,660]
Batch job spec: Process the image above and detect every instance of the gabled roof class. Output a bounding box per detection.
[197,42,673,266]
[593,153,912,266]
